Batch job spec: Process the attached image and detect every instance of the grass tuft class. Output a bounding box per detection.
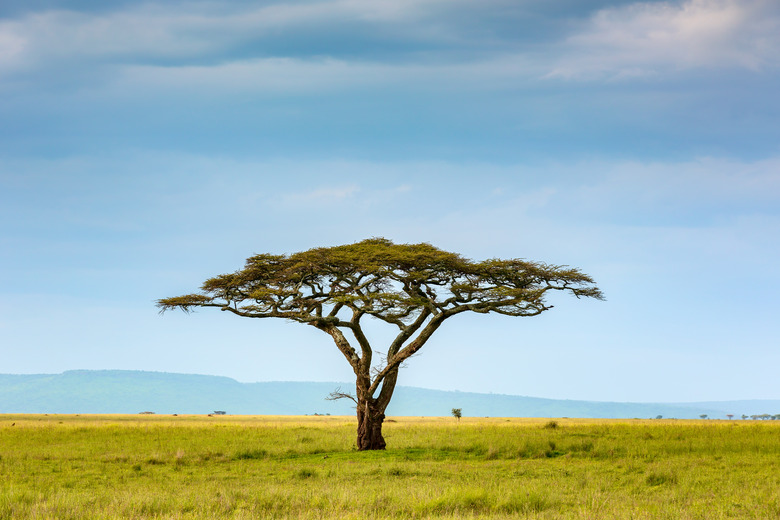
[233,449,268,460]
[294,468,318,479]
[645,470,678,486]
[500,491,556,514]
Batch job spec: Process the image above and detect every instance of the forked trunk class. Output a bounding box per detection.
[356,400,386,450]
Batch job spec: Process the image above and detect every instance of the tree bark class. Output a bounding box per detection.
[356,399,386,450]
[355,366,401,450]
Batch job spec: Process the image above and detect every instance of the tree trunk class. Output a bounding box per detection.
[356,400,386,450]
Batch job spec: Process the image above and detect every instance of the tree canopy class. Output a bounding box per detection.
[158,238,603,449]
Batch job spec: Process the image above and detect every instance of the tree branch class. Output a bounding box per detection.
[326,387,358,404]
[315,324,360,373]
[368,311,449,397]
[349,317,374,376]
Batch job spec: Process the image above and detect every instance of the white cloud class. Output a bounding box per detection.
[0,30,25,69]
[108,54,537,96]
[282,184,361,205]
[116,57,387,94]
[552,157,780,222]
[546,0,780,79]
[3,0,778,89]
[0,0,540,94]
[0,9,207,67]
[0,0,468,70]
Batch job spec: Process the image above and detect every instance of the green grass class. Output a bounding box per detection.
[1,415,779,518]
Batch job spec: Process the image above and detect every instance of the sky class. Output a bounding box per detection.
[1,0,779,403]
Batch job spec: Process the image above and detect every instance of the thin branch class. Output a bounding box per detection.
[326,387,358,404]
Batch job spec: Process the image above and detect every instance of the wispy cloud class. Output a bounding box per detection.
[2,0,778,162]
[110,54,540,97]
[0,1,522,98]
[0,0,545,93]
[548,157,780,228]
[282,184,361,205]
[546,0,780,79]
[4,0,777,92]
[0,0,486,72]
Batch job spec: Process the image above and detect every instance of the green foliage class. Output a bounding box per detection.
[157,238,603,324]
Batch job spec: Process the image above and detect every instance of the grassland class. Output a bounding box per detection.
[1,415,779,519]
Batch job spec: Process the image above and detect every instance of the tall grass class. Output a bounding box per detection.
[1,415,779,518]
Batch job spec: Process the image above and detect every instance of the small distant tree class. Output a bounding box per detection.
[451,408,462,421]
[699,414,708,420]
[655,415,663,420]
[158,238,602,450]
[742,414,748,420]
[726,414,734,420]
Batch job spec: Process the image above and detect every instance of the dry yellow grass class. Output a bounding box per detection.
[2,414,779,518]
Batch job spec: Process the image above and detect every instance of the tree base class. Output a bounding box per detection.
[356,409,386,450]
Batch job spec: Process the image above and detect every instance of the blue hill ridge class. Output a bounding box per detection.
[1,370,777,419]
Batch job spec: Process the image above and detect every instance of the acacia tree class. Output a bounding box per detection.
[157,238,602,450]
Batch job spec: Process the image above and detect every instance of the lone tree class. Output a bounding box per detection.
[157,238,602,450]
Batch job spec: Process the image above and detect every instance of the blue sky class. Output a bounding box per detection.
[1,0,779,403]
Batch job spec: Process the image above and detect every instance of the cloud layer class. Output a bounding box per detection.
[1,0,778,161]
[548,0,780,79]
[3,0,778,85]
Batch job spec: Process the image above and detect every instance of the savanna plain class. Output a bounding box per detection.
[1,415,779,519]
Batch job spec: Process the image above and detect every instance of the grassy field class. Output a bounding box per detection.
[1,415,779,519]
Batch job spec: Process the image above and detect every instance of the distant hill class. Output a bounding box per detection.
[1,370,777,419]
